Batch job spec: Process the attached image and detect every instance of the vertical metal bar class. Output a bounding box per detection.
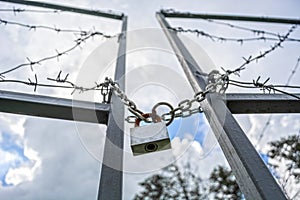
[98,16,127,200]
[156,12,286,200]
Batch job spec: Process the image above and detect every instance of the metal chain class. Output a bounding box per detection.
[159,69,229,122]
[104,78,151,122]
[104,69,229,125]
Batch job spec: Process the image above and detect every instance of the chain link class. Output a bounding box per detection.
[104,69,229,125]
[105,78,151,123]
[160,92,205,122]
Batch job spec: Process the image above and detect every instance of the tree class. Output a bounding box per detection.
[268,134,300,180]
[267,134,300,199]
[134,163,207,200]
[208,165,242,200]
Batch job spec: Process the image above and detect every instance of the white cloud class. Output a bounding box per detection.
[0,115,25,137]
[0,114,42,188]
[0,149,19,164]
[191,141,203,155]
[171,136,206,166]
[5,165,35,186]
[4,140,42,186]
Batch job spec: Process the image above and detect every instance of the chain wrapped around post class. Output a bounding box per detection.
[103,69,230,126]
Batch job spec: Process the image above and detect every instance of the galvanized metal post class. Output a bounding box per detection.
[156,12,286,200]
[97,16,127,200]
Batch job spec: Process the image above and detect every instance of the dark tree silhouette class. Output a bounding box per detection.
[267,134,300,199]
[268,134,300,180]
[134,163,206,200]
[208,165,242,200]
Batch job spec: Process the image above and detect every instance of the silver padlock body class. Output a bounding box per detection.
[130,122,171,156]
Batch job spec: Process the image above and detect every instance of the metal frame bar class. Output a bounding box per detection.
[161,10,300,25]
[226,93,300,114]
[0,90,110,124]
[156,12,287,199]
[0,0,123,20]
[97,16,127,200]
[0,89,297,124]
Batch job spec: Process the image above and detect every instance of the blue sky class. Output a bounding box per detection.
[0,132,29,186]
[0,0,299,199]
[168,113,207,145]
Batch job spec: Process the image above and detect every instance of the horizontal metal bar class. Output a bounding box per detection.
[226,93,300,114]
[161,10,300,25]
[0,90,110,124]
[0,0,124,20]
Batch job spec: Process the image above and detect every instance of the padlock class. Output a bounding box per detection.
[130,113,171,156]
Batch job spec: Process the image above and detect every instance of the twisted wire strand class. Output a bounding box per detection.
[228,79,300,100]
[0,71,107,95]
[170,27,300,44]
[203,18,297,38]
[0,18,112,36]
[229,25,297,75]
[0,7,61,14]
[254,56,300,146]
[0,30,117,76]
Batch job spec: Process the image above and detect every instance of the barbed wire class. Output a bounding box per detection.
[253,56,300,147]
[286,56,300,85]
[163,8,299,40]
[0,7,61,14]
[170,26,300,44]
[216,25,299,149]
[228,77,300,100]
[203,18,297,38]
[0,71,111,102]
[228,25,297,75]
[0,11,117,102]
[0,18,108,36]
[47,71,108,95]
[0,28,117,77]
[123,27,298,124]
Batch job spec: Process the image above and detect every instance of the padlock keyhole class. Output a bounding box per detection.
[145,143,158,152]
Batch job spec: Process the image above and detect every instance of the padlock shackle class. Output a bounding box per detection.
[134,113,162,127]
[151,102,175,126]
